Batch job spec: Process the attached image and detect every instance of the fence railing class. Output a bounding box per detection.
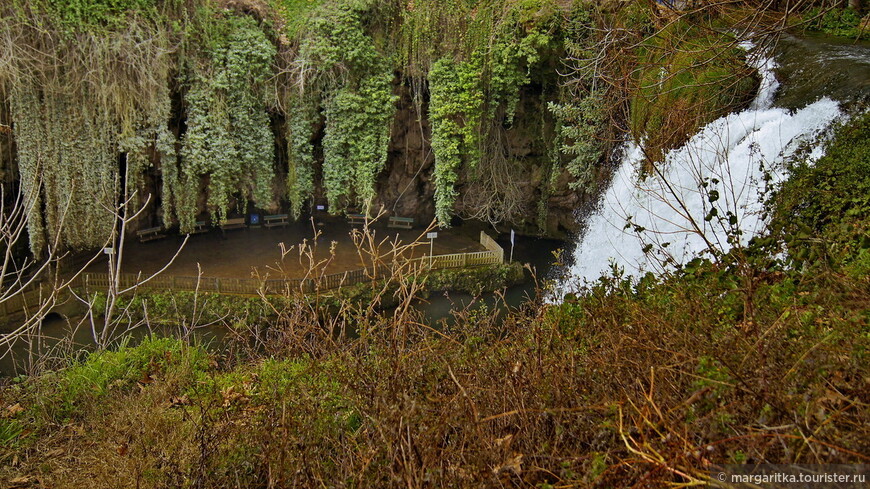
[2,234,505,317]
[0,284,51,319]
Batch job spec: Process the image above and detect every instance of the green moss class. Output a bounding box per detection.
[802,7,869,40]
[630,21,758,162]
[4,337,207,442]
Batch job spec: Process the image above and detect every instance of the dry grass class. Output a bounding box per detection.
[1,246,867,487]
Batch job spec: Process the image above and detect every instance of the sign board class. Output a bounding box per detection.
[426,232,438,239]
[316,205,325,211]
[249,214,260,225]
[103,247,115,255]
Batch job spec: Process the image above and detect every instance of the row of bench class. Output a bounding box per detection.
[136,214,415,243]
[136,216,285,243]
[347,214,414,230]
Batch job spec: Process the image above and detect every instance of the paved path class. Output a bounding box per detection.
[85,216,485,279]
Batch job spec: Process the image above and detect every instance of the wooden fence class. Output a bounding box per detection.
[2,234,504,315]
[0,284,51,319]
[479,231,505,263]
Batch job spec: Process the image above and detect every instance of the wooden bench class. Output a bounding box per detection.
[190,221,208,234]
[264,214,289,228]
[220,217,247,231]
[388,216,414,230]
[347,213,367,226]
[137,226,165,243]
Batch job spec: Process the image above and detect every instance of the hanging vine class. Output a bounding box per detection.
[486,4,556,125]
[298,2,397,214]
[8,87,47,255]
[321,71,396,212]
[2,0,177,254]
[285,93,317,220]
[11,87,118,253]
[547,6,605,192]
[428,56,483,225]
[1,0,619,252]
[177,14,276,229]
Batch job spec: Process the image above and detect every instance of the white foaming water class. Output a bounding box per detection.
[564,51,842,286]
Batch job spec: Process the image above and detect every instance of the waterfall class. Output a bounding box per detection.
[563,48,843,286]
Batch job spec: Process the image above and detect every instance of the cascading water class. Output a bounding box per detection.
[563,45,845,286]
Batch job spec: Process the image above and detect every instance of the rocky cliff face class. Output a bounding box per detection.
[10,79,584,240]
[372,83,582,239]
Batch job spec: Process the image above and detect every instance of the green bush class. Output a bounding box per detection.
[803,7,868,40]
[774,112,870,271]
[25,337,207,425]
[425,263,525,295]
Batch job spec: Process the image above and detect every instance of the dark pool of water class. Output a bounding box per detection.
[416,234,567,326]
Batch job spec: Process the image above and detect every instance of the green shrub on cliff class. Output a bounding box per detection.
[802,7,868,40]
[630,21,758,163]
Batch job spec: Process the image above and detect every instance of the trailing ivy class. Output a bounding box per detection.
[322,71,396,212]
[285,93,317,220]
[299,2,397,213]
[428,56,484,225]
[486,3,557,125]
[119,79,176,215]
[547,6,604,191]
[548,96,604,190]
[2,0,765,250]
[11,88,118,253]
[177,14,276,229]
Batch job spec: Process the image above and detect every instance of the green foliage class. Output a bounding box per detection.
[803,7,868,40]
[487,3,557,124]
[178,14,276,228]
[285,93,318,219]
[3,0,772,252]
[269,0,327,39]
[405,0,565,224]
[428,56,484,225]
[397,0,561,75]
[0,419,25,448]
[774,112,870,272]
[546,6,605,191]
[397,0,467,74]
[251,358,360,433]
[96,290,280,326]
[23,337,206,426]
[36,0,163,29]
[630,21,757,162]
[322,71,397,211]
[299,1,397,213]
[4,0,178,253]
[11,88,119,253]
[425,262,525,295]
[549,97,604,190]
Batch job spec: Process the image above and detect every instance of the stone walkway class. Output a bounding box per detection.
[85,216,485,279]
